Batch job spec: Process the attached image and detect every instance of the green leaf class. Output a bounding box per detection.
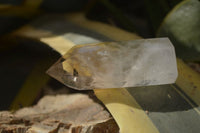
[157,0,200,61]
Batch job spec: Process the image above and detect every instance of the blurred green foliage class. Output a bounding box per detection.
[157,0,200,61]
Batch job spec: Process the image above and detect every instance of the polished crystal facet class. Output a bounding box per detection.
[47,38,178,90]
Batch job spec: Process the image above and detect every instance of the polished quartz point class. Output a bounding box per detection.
[47,38,178,90]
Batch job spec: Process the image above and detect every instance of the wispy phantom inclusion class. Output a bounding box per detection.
[47,38,178,90]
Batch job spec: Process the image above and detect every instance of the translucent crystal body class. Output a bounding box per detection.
[47,38,178,90]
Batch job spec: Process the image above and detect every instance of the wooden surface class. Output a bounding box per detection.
[0,94,119,133]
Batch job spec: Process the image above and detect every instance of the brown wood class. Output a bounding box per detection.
[0,94,119,133]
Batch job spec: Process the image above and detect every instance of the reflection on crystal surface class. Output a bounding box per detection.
[47,38,178,90]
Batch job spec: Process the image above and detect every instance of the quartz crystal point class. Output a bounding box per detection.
[47,38,178,90]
